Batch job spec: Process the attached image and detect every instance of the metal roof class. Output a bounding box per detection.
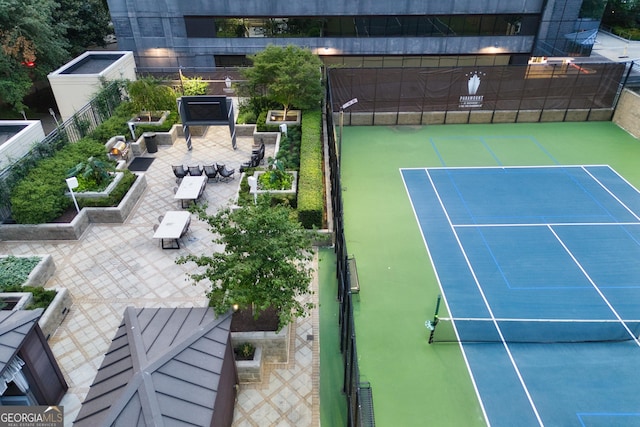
[0,309,42,374]
[74,307,232,427]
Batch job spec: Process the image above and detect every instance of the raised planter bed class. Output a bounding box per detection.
[0,174,147,241]
[253,170,298,195]
[231,325,289,364]
[235,345,263,383]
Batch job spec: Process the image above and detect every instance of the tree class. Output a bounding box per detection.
[180,75,209,96]
[241,45,323,116]
[177,198,316,331]
[53,0,112,56]
[0,0,68,112]
[127,77,177,118]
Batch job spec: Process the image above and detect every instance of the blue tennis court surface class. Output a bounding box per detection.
[402,165,640,427]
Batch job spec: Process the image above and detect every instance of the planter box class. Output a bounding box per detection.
[265,110,301,126]
[235,345,263,383]
[253,171,297,195]
[38,287,71,340]
[0,255,56,287]
[231,325,289,363]
[0,174,147,240]
[66,172,124,199]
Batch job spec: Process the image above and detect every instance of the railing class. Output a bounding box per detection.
[326,84,376,426]
[0,82,125,221]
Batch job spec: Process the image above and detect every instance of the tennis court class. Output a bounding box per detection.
[403,165,640,426]
[340,122,640,426]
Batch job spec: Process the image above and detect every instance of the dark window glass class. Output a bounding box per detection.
[190,15,539,38]
[185,16,216,38]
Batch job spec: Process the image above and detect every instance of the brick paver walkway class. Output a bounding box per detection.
[0,126,319,426]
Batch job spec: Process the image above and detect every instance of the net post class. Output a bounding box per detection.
[427,295,442,344]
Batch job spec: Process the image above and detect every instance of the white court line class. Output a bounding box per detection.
[399,168,491,426]
[423,168,545,427]
[581,166,640,222]
[548,225,640,347]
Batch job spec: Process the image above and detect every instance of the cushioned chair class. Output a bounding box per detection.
[252,142,265,164]
[188,165,203,176]
[203,164,218,181]
[217,164,235,181]
[172,165,187,182]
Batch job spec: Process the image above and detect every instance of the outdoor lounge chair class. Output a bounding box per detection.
[203,164,218,181]
[172,165,187,182]
[252,142,265,164]
[217,164,235,181]
[188,165,203,176]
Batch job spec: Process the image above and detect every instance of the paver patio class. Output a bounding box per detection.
[0,126,319,426]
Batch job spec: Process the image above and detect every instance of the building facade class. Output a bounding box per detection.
[107,0,607,72]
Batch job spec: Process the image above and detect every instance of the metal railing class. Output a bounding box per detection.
[0,82,125,221]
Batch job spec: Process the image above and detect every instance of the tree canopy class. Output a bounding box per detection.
[0,0,68,111]
[177,198,316,331]
[0,0,111,112]
[54,0,111,56]
[241,45,323,115]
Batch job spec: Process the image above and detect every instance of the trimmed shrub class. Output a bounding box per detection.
[3,284,57,310]
[297,110,323,229]
[134,110,180,138]
[78,171,137,208]
[10,138,110,223]
[89,102,137,142]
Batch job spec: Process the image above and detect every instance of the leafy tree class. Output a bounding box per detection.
[127,77,177,117]
[53,0,112,56]
[0,0,68,112]
[177,198,316,331]
[180,75,209,96]
[241,45,323,116]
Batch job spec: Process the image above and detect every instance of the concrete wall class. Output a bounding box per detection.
[0,121,46,172]
[613,89,640,139]
[48,51,136,121]
[107,0,545,70]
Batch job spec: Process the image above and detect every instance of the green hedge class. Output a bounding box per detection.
[297,110,323,229]
[78,171,137,208]
[134,110,180,138]
[89,102,137,142]
[10,138,109,223]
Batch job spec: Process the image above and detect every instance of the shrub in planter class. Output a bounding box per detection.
[3,284,56,310]
[0,256,40,289]
[89,102,137,142]
[234,342,256,360]
[256,110,281,132]
[78,171,137,208]
[10,138,117,223]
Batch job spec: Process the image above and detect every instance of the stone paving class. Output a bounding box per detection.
[0,127,319,426]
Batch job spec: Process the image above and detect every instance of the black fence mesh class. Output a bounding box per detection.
[329,62,628,118]
[326,90,375,426]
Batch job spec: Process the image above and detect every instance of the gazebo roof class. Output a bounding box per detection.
[0,309,42,374]
[74,307,232,427]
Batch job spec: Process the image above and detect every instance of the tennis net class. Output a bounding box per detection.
[428,317,640,344]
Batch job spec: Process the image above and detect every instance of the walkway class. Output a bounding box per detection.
[0,127,319,426]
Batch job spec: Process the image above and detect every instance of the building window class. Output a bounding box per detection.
[185,16,216,38]
[186,15,538,39]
